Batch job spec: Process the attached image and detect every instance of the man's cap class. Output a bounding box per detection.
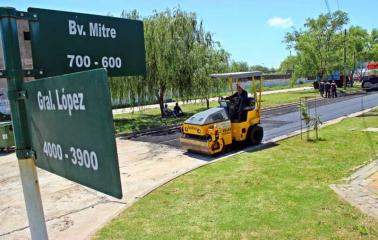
[236,83,243,89]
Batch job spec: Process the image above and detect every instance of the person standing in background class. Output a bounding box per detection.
[331,81,337,98]
[325,81,331,98]
[319,80,325,97]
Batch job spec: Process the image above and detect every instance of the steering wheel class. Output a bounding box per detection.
[231,96,240,105]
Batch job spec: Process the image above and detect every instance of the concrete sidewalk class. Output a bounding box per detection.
[0,139,206,240]
[112,86,313,115]
[331,158,378,220]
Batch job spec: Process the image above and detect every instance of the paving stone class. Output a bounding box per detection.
[331,159,378,220]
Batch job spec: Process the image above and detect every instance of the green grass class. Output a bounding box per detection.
[261,82,312,91]
[114,89,319,134]
[97,109,378,239]
[260,89,318,108]
[338,83,363,94]
[113,101,219,133]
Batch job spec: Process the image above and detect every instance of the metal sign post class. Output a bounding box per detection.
[0,7,48,239]
[0,6,146,239]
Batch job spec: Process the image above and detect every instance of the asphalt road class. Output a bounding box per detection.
[128,92,378,150]
[262,92,378,140]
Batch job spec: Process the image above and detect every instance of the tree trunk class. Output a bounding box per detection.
[350,69,355,87]
[351,53,356,87]
[158,86,166,117]
[205,97,210,109]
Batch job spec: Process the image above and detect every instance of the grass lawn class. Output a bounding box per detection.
[260,89,319,108]
[114,89,319,134]
[97,109,378,239]
[338,83,363,94]
[261,82,313,91]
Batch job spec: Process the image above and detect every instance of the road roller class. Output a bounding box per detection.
[180,71,264,155]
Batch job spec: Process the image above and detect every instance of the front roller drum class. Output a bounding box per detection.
[180,137,224,156]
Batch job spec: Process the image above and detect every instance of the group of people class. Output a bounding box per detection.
[163,102,184,117]
[318,80,338,98]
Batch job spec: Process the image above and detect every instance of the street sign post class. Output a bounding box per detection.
[24,69,122,198]
[1,6,146,239]
[0,7,48,239]
[28,8,146,78]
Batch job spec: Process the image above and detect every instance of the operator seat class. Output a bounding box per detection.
[229,97,256,123]
[243,97,255,111]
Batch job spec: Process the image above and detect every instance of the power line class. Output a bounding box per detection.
[324,0,331,13]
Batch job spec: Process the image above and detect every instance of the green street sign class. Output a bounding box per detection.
[28,8,146,78]
[24,69,122,198]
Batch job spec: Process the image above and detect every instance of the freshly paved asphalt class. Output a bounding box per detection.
[129,92,378,149]
[262,92,378,141]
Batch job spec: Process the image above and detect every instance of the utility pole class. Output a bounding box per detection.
[343,29,347,89]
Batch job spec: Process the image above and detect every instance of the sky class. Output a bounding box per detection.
[4,0,378,68]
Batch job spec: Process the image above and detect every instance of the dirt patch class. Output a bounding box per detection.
[368,172,378,189]
[51,217,74,232]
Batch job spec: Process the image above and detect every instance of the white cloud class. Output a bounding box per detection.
[267,17,294,28]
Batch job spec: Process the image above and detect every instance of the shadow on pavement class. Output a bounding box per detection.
[183,141,280,162]
[0,148,15,157]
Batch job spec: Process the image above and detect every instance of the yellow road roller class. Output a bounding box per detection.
[180,71,264,155]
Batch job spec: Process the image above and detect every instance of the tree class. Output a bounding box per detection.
[192,46,229,108]
[346,26,369,81]
[112,8,230,116]
[109,9,152,109]
[278,55,298,74]
[250,65,272,73]
[144,9,194,115]
[365,28,378,61]
[285,11,349,78]
[230,61,249,72]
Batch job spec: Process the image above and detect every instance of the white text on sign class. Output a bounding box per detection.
[66,55,122,69]
[43,141,99,171]
[68,20,117,39]
[37,89,86,116]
